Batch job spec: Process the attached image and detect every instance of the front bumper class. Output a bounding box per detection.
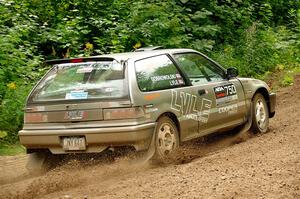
[269,93,276,118]
[19,123,156,154]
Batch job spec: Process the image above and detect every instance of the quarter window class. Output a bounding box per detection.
[135,55,185,92]
[173,53,225,85]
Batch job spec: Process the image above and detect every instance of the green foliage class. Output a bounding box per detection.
[0,0,300,144]
[0,131,7,139]
[281,65,300,87]
[0,142,25,156]
[211,24,300,78]
[0,83,32,142]
[281,76,294,86]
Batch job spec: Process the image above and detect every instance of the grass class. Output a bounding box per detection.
[263,64,300,91]
[0,142,25,156]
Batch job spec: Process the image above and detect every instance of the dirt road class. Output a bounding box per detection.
[0,79,299,199]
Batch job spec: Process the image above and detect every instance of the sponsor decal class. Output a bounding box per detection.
[65,90,88,100]
[169,79,184,86]
[151,73,185,86]
[218,104,238,115]
[151,74,177,82]
[64,110,86,120]
[214,84,238,105]
[144,93,161,101]
[76,66,93,73]
[75,61,122,73]
[171,90,212,123]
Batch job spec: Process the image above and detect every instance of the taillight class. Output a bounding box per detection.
[103,107,144,120]
[71,58,83,63]
[24,113,47,123]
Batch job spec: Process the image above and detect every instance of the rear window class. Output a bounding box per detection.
[30,60,128,102]
[135,55,185,92]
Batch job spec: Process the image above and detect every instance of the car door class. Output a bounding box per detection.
[172,52,247,138]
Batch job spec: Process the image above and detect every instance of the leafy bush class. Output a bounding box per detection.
[211,24,300,78]
[0,82,33,143]
[281,65,300,87]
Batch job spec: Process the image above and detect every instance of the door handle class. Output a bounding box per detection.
[198,89,207,96]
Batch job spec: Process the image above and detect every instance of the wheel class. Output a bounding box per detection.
[251,93,269,133]
[153,116,179,163]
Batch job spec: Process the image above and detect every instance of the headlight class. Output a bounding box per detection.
[103,107,144,120]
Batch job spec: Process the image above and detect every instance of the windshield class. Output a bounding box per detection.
[30,61,128,102]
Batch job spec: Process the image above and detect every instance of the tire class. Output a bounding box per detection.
[251,93,269,133]
[153,116,179,163]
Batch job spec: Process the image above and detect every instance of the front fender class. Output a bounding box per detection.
[238,78,271,100]
[238,78,275,118]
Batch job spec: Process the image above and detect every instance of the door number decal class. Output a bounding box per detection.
[214,84,238,105]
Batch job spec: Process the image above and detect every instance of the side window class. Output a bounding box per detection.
[135,55,185,92]
[173,53,225,85]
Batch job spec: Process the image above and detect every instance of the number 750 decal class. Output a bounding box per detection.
[214,84,237,99]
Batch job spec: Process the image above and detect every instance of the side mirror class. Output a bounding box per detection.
[226,67,239,79]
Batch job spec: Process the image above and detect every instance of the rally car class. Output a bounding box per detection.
[19,47,276,164]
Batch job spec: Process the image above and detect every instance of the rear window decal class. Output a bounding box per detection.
[170,79,185,86]
[65,90,88,100]
[151,74,178,82]
[76,66,93,73]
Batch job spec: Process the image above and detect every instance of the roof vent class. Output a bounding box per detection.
[134,46,163,52]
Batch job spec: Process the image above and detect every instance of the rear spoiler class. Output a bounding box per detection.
[44,57,116,65]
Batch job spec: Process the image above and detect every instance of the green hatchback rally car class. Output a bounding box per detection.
[19,47,276,163]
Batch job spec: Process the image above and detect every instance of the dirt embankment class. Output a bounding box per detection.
[0,77,299,199]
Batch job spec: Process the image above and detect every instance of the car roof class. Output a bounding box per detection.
[46,48,198,64]
[91,48,197,62]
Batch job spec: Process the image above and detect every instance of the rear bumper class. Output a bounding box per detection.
[19,123,156,154]
[269,93,276,118]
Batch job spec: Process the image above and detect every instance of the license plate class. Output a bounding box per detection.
[62,137,86,151]
[64,110,85,120]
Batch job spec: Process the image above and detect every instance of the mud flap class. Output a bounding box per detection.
[235,102,253,137]
[132,124,157,164]
[26,152,49,175]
